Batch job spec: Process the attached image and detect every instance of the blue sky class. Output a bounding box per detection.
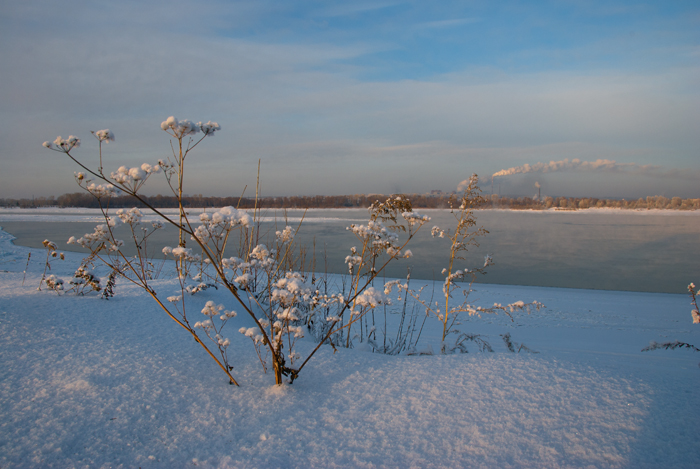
[1,0,698,199]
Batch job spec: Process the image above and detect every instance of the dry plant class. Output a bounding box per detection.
[37,239,109,297]
[642,282,700,365]
[38,239,65,293]
[500,332,538,354]
[404,175,543,354]
[22,252,31,286]
[43,118,430,386]
[296,196,431,372]
[42,119,544,386]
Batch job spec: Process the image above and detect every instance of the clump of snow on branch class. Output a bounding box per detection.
[160,116,220,138]
[43,135,81,152]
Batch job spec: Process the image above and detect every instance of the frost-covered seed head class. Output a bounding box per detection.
[250,244,270,260]
[128,167,147,180]
[171,247,192,259]
[94,129,115,142]
[161,116,201,138]
[198,121,221,136]
[49,135,80,152]
[161,116,178,130]
[276,226,294,244]
[86,183,120,198]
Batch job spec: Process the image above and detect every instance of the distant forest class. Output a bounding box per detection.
[2,192,699,211]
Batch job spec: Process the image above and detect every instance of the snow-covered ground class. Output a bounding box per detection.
[0,227,698,468]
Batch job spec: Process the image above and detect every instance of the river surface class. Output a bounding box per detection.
[1,208,698,294]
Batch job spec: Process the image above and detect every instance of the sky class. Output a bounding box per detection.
[0,0,698,199]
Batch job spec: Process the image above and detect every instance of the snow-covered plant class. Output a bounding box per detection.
[367,271,433,355]
[45,121,246,385]
[159,116,219,270]
[300,196,430,359]
[101,269,118,300]
[90,128,114,174]
[341,197,426,345]
[193,300,237,373]
[69,264,102,295]
[43,274,65,293]
[408,175,543,354]
[38,239,65,292]
[46,118,528,385]
[44,117,429,386]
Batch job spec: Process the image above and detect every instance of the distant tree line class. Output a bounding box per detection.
[1,192,699,211]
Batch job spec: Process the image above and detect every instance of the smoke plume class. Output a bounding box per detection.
[455,158,698,194]
[491,158,665,180]
[491,158,700,181]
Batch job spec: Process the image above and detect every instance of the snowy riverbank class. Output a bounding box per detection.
[0,228,698,468]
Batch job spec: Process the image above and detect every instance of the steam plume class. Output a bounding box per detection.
[491,158,660,180]
[456,158,697,194]
[456,179,470,192]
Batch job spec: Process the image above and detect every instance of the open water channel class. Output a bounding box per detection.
[1,208,698,294]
